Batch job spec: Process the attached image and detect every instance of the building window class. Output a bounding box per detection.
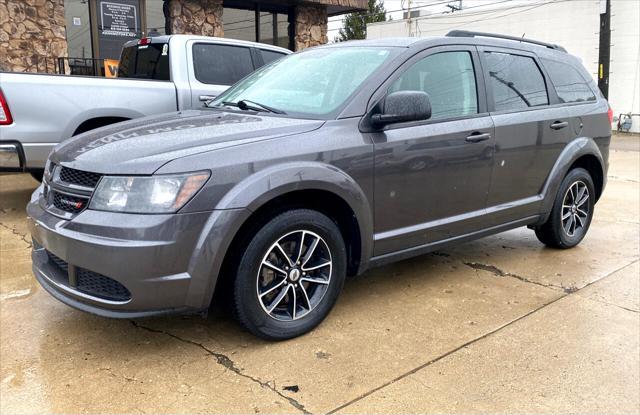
[64,0,93,59]
[223,4,293,50]
[223,8,256,42]
[144,0,168,37]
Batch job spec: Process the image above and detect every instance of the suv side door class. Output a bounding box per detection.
[479,47,572,225]
[371,46,495,256]
[186,41,258,108]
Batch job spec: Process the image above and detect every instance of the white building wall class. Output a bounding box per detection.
[367,0,640,132]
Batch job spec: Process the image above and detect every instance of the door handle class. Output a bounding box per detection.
[199,95,216,102]
[465,132,491,143]
[550,120,569,130]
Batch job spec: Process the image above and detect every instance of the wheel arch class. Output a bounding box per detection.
[539,137,605,222]
[72,116,132,136]
[187,162,374,311]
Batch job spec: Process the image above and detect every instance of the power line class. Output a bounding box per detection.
[328,0,516,33]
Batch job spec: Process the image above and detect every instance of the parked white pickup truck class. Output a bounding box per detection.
[0,35,290,178]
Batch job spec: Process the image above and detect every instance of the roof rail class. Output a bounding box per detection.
[446,30,567,52]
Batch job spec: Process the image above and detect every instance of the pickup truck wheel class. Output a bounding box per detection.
[232,209,346,340]
[30,170,44,182]
[535,167,595,249]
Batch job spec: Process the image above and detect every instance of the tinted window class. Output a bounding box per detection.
[390,51,478,120]
[118,43,170,80]
[193,44,254,85]
[541,58,596,103]
[260,49,287,66]
[485,52,548,111]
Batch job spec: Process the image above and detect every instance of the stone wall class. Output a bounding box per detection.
[295,4,327,51]
[168,0,223,37]
[0,0,68,73]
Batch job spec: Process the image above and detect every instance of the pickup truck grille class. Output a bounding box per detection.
[44,164,102,215]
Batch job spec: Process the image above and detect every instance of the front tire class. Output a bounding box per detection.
[535,167,595,248]
[232,209,347,340]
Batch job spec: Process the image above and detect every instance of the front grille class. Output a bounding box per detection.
[76,269,131,301]
[43,249,131,302]
[52,191,88,214]
[59,167,101,188]
[47,251,68,273]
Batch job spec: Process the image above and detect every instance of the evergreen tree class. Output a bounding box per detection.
[335,0,387,42]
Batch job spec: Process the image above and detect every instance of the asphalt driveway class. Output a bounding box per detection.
[1,134,638,414]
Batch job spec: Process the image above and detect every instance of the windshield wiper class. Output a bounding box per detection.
[237,99,286,115]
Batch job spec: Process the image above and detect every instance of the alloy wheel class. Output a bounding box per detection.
[256,230,332,321]
[561,180,590,237]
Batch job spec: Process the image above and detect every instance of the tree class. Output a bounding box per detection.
[335,0,387,42]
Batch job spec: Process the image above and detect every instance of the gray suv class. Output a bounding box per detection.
[27,31,611,340]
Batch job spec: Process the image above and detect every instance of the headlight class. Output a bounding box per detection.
[89,172,210,213]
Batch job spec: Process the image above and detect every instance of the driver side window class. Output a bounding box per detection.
[389,51,478,120]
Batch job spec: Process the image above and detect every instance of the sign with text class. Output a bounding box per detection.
[104,59,119,78]
[97,0,141,60]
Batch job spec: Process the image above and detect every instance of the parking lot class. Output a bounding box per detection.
[1,134,638,414]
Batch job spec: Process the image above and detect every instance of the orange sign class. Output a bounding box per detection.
[104,59,119,78]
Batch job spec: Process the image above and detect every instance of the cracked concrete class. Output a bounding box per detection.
[1,134,639,414]
[463,261,577,293]
[130,321,310,414]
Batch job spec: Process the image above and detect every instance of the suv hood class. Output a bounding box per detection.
[52,110,324,174]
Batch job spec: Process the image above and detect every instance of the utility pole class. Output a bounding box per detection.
[407,0,412,37]
[447,0,462,13]
[597,0,611,99]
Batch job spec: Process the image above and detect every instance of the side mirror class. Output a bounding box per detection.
[371,91,432,128]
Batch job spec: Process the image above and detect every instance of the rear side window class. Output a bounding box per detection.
[118,43,170,81]
[259,49,287,66]
[193,44,255,85]
[485,52,548,111]
[389,51,478,120]
[541,58,596,103]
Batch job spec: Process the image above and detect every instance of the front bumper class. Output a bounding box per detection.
[27,186,239,317]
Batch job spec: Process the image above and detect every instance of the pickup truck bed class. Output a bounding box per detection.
[0,35,290,174]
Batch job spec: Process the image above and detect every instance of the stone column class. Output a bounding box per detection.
[168,0,223,37]
[0,0,68,73]
[295,4,328,51]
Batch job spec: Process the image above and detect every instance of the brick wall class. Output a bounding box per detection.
[168,0,223,37]
[295,4,328,51]
[0,0,67,73]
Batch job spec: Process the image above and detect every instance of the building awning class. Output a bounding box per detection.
[233,0,367,16]
[302,0,368,16]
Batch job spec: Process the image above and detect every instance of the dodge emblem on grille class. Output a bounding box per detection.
[59,198,83,209]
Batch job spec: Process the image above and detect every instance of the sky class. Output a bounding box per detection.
[326,0,531,41]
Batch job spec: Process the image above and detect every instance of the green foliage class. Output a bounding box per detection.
[335,0,387,42]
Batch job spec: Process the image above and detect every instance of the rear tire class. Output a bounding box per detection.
[232,209,346,340]
[535,167,595,249]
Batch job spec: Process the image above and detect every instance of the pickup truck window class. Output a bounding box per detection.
[193,44,255,86]
[260,49,287,65]
[118,43,170,81]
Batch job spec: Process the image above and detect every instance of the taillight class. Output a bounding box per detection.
[0,89,12,125]
[607,106,614,124]
[138,37,151,46]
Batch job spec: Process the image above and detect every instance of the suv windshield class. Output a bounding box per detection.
[118,43,170,81]
[210,47,396,118]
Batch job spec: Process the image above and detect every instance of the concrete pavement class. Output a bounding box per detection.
[1,134,638,414]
